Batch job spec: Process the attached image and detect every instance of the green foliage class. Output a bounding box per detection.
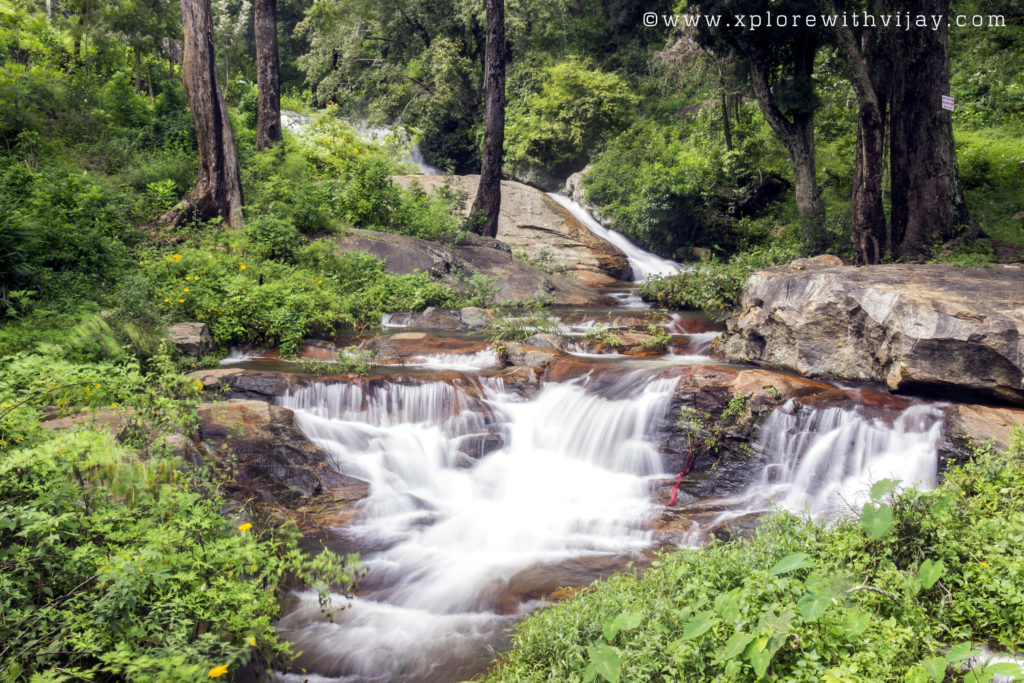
[487,430,1024,683]
[584,323,622,348]
[0,350,359,680]
[485,301,558,342]
[296,346,374,376]
[641,244,801,319]
[954,128,1024,246]
[505,58,637,182]
[137,241,463,358]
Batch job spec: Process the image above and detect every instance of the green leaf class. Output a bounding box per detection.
[904,665,929,683]
[602,611,642,642]
[797,590,833,621]
[918,559,945,590]
[861,502,895,540]
[979,662,1024,679]
[585,642,621,683]
[922,655,948,681]
[748,641,773,678]
[680,610,719,641]
[721,631,756,660]
[768,552,814,576]
[947,642,983,663]
[870,478,900,501]
[841,609,871,638]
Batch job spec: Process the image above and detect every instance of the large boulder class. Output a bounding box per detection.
[167,322,214,357]
[197,400,368,517]
[715,263,1024,405]
[392,174,631,282]
[334,228,615,306]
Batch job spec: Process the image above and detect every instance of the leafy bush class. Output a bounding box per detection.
[0,351,357,681]
[505,58,637,185]
[487,430,1024,682]
[244,214,300,262]
[641,244,801,320]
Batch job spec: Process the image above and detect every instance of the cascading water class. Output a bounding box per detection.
[546,193,685,282]
[721,400,944,523]
[275,372,679,682]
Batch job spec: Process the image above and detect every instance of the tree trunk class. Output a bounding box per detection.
[254,0,281,149]
[825,0,891,264]
[469,0,505,239]
[745,41,824,250]
[162,0,244,228]
[889,0,969,260]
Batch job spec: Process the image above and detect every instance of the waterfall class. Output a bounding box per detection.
[738,400,944,520]
[275,372,679,682]
[546,193,685,282]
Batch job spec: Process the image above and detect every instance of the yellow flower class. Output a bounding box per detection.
[208,665,229,678]
[981,561,989,567]
[238,522,252,532]
[316,279,323,285]
[185,276,192,281]
[194,276,199,280]
[239,264,247,270]
[184,288,190,293]
[179,298,185,303]
[248,636,256,647]
[164,298,170,303]
[94,383,101,389]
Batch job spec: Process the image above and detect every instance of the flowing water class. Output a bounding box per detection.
[268,114,945,679]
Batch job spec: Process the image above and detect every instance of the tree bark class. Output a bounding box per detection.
[469,0,505,239]
[162,0,244,228]
[889,0,969,260]
[745,40,824,250]
[254,0,281,149]
[825,0,891,265]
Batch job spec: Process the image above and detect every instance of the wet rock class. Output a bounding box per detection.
[486,366,541,396]
[715,263,1024,405]
[939,404,1024,469]
[365,333,490,362]
[197,400,368,513]
[502,343,564,369]
[335,228,615,306]
[41,407,135,437]
[522,333,566,351]
[189,368,293,401]
[167,322,213,357]
[460,307,489,329]
[392,174,631,281]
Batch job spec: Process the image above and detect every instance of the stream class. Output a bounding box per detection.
[264,119,946,681]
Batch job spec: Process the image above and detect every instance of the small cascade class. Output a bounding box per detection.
[275,372,679,682]
[738,400,944,520]
[546,193,685,282]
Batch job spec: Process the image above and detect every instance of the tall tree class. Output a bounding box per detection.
[888,0,969,260]
[692,0,825,250]
[822,0,893,265]
[162,0,244,228]
[254,0,281,149]
[469,0,505,238]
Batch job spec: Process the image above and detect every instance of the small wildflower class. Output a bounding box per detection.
[179,298,185,303]
[164,298,170,303]
[238,522,252,532]
[185,276,192,281]
[248,636,257,647]
[183,288,190,293]
[981,561,989,567]
[316,279,323,285]
[240,264,247,270]
[94,383,101,389]
[208,665,229,678]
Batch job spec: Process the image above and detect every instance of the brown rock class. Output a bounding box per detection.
[167,322,214,356]
[716,264,1024,405]
[941,404,1024,468]
[393,174,631,281]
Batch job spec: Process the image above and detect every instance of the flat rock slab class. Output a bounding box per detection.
[393,174,631,281]
[715,263,1024,405]
[334,228,615,306]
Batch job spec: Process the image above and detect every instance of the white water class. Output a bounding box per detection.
[547,193,685,282]
[276,372,678,681]
[736,400,944,520]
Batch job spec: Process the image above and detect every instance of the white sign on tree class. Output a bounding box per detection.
[941,95,955,111]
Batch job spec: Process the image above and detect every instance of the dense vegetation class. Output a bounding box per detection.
[1,0,1023,678]
[487,431,1024,682]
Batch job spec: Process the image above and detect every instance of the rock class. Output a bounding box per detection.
[564,167,590,205]
[334,228,614,306]
[788,254,844,270]
[460,307,489,329]
[197,400,368,513]
[502,343,563,369]
[167,322,213,357]
[408,307,466,332]
[365,333,489,361]
[940,404,1024,468]
[1013,211,1024,224]
[523,333,565,350]
[715,264,1024,405]
[42,407,135,437]
[189,368,293,401]
[392,175,631,281]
